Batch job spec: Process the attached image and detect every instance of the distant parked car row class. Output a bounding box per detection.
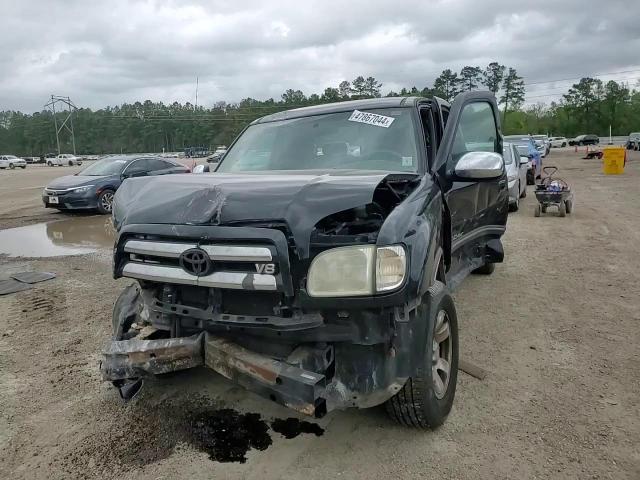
[503,135,542,185]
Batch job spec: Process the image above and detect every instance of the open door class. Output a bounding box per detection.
[433,91,509,284]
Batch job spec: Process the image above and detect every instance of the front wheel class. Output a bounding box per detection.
[21,165,26,169]
[47,161,53,166]
[97,189,115,214]
[558,202,566,217]
[68,161,73,166]
[562,142,567,147]
[535,204,541,217]
[9,163,15,169]
[386,284,458,429]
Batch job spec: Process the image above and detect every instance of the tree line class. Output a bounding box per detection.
[1,64,638,156]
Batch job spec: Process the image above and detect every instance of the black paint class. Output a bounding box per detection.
[271,418,325,439]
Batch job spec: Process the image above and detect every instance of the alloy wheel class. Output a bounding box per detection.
[101,192,114,212]
[432,309,452,399]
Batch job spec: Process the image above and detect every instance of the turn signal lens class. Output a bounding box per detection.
[376,245,406,292]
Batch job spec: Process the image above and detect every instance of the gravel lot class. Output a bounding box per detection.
[1,149,639,479]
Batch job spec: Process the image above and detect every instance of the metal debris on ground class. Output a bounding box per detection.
[0,278,33,295]
[10,271,57,284]
[459,359,488,380]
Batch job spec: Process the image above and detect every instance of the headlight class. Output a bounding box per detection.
[71,185,94,193]
[307,244,406,297]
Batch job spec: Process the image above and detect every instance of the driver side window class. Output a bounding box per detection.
[452,102,498,161]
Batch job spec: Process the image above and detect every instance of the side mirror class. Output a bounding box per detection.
[192,164,210,174]
[520,156,529,165]
[454,151,503,179]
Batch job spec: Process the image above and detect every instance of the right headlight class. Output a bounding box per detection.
[307,244,407,297]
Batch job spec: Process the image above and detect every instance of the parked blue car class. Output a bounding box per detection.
[42,155,190,214]
[504,136,542,185]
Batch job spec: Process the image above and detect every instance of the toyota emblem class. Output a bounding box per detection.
[179,248,212,276]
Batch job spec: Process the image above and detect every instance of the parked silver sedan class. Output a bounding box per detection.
[503,142,528,212]
[0,155,27,169]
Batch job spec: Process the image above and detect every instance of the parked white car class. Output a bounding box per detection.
[0,155,27,169]
[503,142,528,212]
[549,137,568,148]
[47,154,83,166]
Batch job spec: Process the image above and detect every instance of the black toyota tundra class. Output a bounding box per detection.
[102,91,508,428]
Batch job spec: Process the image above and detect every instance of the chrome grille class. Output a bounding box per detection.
[121,239,278,291]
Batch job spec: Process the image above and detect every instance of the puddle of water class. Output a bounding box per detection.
[0,215,116,257]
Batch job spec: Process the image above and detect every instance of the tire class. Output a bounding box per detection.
[47,161,53,166]
[97,189,115,214]
[565,200,572,214]
[9,163,15,169]
[68,161,73,166]
[509,188,520,212]
[526,170,534,185]
[385,283,458,429]
[520,185,527,198]
[578,141,584,146]
[558,202,566,217]
[535,204,541,217]
[541,205,547,213]
[473,261,495,275]
[562,142,566,147]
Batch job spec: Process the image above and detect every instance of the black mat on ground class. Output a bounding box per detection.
[10,271,57,284]
[0,279,33,295]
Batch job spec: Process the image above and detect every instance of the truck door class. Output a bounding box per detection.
[432,91,509,283]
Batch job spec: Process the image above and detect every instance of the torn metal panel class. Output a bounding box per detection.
[101,333,204,381]
[204,335,328,418]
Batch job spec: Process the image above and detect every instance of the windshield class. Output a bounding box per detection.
[516,145,529,156]
[79,158,127,176]
[217,108,419,173]
[5,155,18,159]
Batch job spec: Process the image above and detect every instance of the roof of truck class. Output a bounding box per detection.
[252,97,427,124]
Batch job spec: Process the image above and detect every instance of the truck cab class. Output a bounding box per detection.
[102,91,508,428]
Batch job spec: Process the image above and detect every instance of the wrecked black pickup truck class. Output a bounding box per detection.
[101,91,508,428]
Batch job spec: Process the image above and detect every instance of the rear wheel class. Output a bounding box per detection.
[97,189,115,214]
[47,161,53,166]
[559,202,566,217]
[535,204,541,217]
[68,160,73,166]
[385,283,458,429]
[565,200,573,214]
[562,142,567,147]
[509,188,520,212]
[520,185,527,198]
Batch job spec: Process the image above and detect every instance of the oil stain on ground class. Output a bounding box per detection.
[57,396,324,475]
[189,409,272,463]
[271,418,325,439]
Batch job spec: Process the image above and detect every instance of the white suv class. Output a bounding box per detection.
[549,137,568,148]
[47,154,82,166]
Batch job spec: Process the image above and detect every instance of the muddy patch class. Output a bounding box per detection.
[0,215,115,257]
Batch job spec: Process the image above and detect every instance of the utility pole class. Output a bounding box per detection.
[44,95,78,155]
[195,76,199,110]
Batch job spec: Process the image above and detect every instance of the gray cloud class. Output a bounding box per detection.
[1,0,640,112]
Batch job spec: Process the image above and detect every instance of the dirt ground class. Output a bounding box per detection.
[1,149,639,479]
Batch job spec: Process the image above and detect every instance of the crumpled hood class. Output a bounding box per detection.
[47,175,110,189]
[113,171,410,257]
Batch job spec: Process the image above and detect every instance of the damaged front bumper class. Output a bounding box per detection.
[101,332,329,417]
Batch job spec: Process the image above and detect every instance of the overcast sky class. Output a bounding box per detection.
[2,0,640,112]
